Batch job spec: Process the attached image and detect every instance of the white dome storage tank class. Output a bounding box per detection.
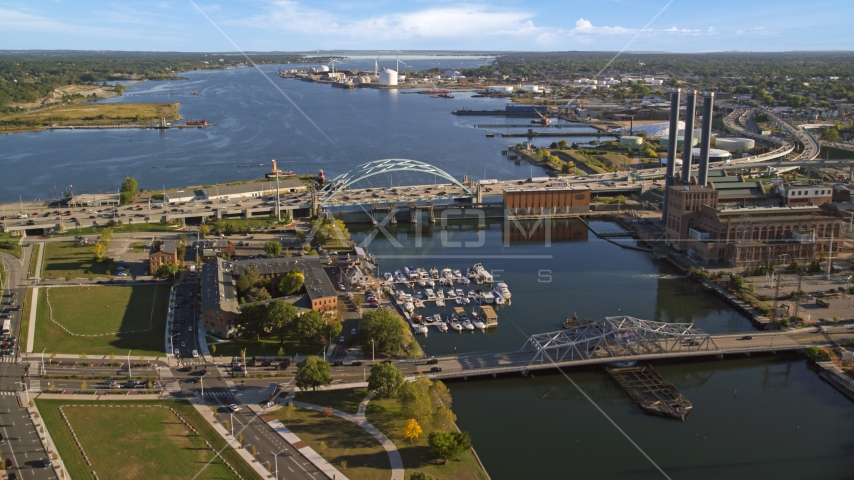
[715,137,755,152]
[379,69,398,86]
[521,85,541,93]
[692,148,732,163]
[319,65,329,72]
[620,136,644,148]
[489,86,513,94]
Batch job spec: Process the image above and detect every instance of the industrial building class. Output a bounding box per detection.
[503,186,590,216]
[660,89,844,267]
[200,180,306,201]
[691,147,732,164]
[67,193,121,207]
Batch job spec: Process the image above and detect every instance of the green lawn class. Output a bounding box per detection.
[295,387,369,414]
[18,287,32,349]
[0,232,22,258]
[210,334,323,359]
[366,397,488,480]
[130,242,148,253]
[42,241,111,278]
[33,284,169,355]
[28,243,40,277]
[272,406,389,480]
[37,399,261,480]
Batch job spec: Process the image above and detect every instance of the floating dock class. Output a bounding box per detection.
[605,364,693,421]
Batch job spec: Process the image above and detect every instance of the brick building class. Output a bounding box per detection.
[200,258,240,337]
[503,186,591,216]
[234,257,338,313]
[665,184,843,266]
[149,240,179,273]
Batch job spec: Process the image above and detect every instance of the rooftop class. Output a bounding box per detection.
[201,257,239,315]
[234,256,337,301]
[201,179,305,198]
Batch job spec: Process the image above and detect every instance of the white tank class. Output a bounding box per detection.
[379,69,398,86]
[319,65,330,72]
[397,75,406,82]
[715,137,755,152]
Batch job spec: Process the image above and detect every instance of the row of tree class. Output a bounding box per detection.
[239,300,340,347]
[234,265,305,304]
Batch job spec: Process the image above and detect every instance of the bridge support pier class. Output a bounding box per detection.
[716,354,724,359]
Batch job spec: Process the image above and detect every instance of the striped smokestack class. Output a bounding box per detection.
[680,91,696,184]
[698,93,715,187]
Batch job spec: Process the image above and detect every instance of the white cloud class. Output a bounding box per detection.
[736,26,771,36]
[0,7,130,37]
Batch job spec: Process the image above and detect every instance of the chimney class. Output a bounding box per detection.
[697,93,715,187]
[661,89,681,222]
[681,91,696,185]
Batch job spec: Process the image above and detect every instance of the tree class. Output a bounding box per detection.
[428,431,460,463]
[294,356,332,391]
[237,303,268,338]
[244,286,271,303]
[400,376,434,422]
[236,266,261,293]
[295,310,325,345]
[119,176,139,205]
[429,380,452,408]
[154,263,180,280]
[278,269,304,296]
[409,473,437,480]
[92,242,107,261]
[730,275,744,291]
[197,224,210,238]
[266,300,298,345]
[403,419,423,443]
[432,406,457,430]
[368,362,406,398]
[358,309,408,356]
[264,240,282,257]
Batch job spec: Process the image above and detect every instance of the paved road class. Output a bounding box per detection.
[0,250,53,479]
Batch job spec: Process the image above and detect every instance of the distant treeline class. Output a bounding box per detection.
[0,50,313,109]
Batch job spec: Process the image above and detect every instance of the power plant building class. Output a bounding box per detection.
[503,186,590,215]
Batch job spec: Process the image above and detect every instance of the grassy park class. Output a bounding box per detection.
[0,102,180,132]
[272,405,390,480]
[36,399,261,480]
[0,232,22,258]
[42,241,110,278]
[33,285,168,355]
[209,334,322,359]
[295,387,370,414]
[56,222,179,236]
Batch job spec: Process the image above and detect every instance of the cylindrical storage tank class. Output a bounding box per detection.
[319,65,329,72]
[715,137,755,152]
[692,148,732,163]
[620,136,644,148]
[489,86,513,94]
[397,75,406,82]
[521,85,541,93]
[660,131,699,149]
[379,69,398,86]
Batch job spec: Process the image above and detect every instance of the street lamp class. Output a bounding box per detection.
[40,348,46,377]
[127,350,132,378]
[273,448,288,480]
[371,339,375,362]
[230,411,235,437]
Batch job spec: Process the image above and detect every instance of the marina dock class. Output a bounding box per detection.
[605,364,693,421]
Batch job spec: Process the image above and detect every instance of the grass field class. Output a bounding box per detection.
[42,242,110,278]
[210,335,323,359]
[28,243,40,277]
[0,233,22,258]
[18,287,32,349]
[366,397,488,480]
[272,406,389,480]
[130,242,147,253]
[295,387,369,414]
[0,102,180,132]
[37,399,261,480]
[33,285,168,355]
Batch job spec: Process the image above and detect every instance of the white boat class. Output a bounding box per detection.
[460,277,470,285]
[437,322,448,333]
[427,279,435,288]
[383,272,393,282]
[429,267,440,279]
[496,283,512,299]
[472,263,493,283]
[455,288,464,297]
[404,302,415,313]
[437,290,445,299]
[481,291,495,304]
[468,290,476,298]
[472,319,486,330]
[453,269,463,278]
[494,295,505,305]
[441,268,453,279]
[446,289,456,298]
[425,289,436,301]
[394,270,407,282]
[455,297,463,305]
[418,280,427,287]
[462,297,471,305]
[462,319,475,331]
[416,291,423,299]
[436,298,445,307]
[450,321,463,332]
[415,299,425,309]
[417,324,429,334]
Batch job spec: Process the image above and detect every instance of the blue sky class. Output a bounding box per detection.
[1,0,852,52]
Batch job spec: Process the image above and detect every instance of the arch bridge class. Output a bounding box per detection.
[317,159,474,208]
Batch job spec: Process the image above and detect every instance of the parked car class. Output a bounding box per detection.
[430,367,443,373]
[229,404,241,412]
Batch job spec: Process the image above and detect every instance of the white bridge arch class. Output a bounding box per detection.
[318,159,473,207]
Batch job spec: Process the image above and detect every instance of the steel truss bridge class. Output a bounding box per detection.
[317,159,473,207]
[522,316,717,368]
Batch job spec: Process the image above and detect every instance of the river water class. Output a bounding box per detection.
[0,59,604,203]
[350,220,854,479]
[4,62,852,477]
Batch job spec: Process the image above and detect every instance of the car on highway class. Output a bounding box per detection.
[430,366,443,373]
[339,335,345,343]
[426,358,439,365]
[188,326,193,332]
[229,404,241,412]
[739,335,753,340]
[351,328,357,335]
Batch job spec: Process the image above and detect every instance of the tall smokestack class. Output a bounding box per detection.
[698,93,714,187]
[661,89,681,222]
[681,91,696,185]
